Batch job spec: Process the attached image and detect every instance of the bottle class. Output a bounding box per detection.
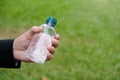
[25,17,57,64]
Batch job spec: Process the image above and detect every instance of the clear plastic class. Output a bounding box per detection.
[25,24,56,64]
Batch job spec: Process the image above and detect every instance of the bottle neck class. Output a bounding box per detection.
[47,22,55,28]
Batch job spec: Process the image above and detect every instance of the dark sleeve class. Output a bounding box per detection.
[0,39,21,68]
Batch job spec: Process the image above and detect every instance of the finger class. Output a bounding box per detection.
[51,39,59,48]
[29,26,43,37]
[55,34,60,40]
[26,26,43,40]
[46,54,53,61]
[47,46,55,54]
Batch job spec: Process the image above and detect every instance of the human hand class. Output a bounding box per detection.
[13,26,60,62]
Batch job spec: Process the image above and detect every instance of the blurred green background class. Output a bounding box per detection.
[0,0,120,80]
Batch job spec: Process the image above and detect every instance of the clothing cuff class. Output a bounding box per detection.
[0,39,21,68]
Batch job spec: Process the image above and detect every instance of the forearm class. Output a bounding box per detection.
[0,39,21,68]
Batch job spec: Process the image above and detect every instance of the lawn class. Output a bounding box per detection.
[0,0,120,80]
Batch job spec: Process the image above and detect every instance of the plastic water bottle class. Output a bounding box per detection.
[26,17,57,64]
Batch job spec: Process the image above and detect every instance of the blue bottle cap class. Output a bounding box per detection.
[46,17,57,27]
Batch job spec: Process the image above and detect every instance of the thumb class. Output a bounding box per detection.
[25,26,43,40]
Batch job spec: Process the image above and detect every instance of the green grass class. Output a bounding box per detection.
[0,0,120,80]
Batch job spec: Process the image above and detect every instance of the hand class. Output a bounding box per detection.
[13,26,60,62]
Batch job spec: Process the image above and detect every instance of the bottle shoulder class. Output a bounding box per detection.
[39,24,56,37]
[41,24,55,30]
